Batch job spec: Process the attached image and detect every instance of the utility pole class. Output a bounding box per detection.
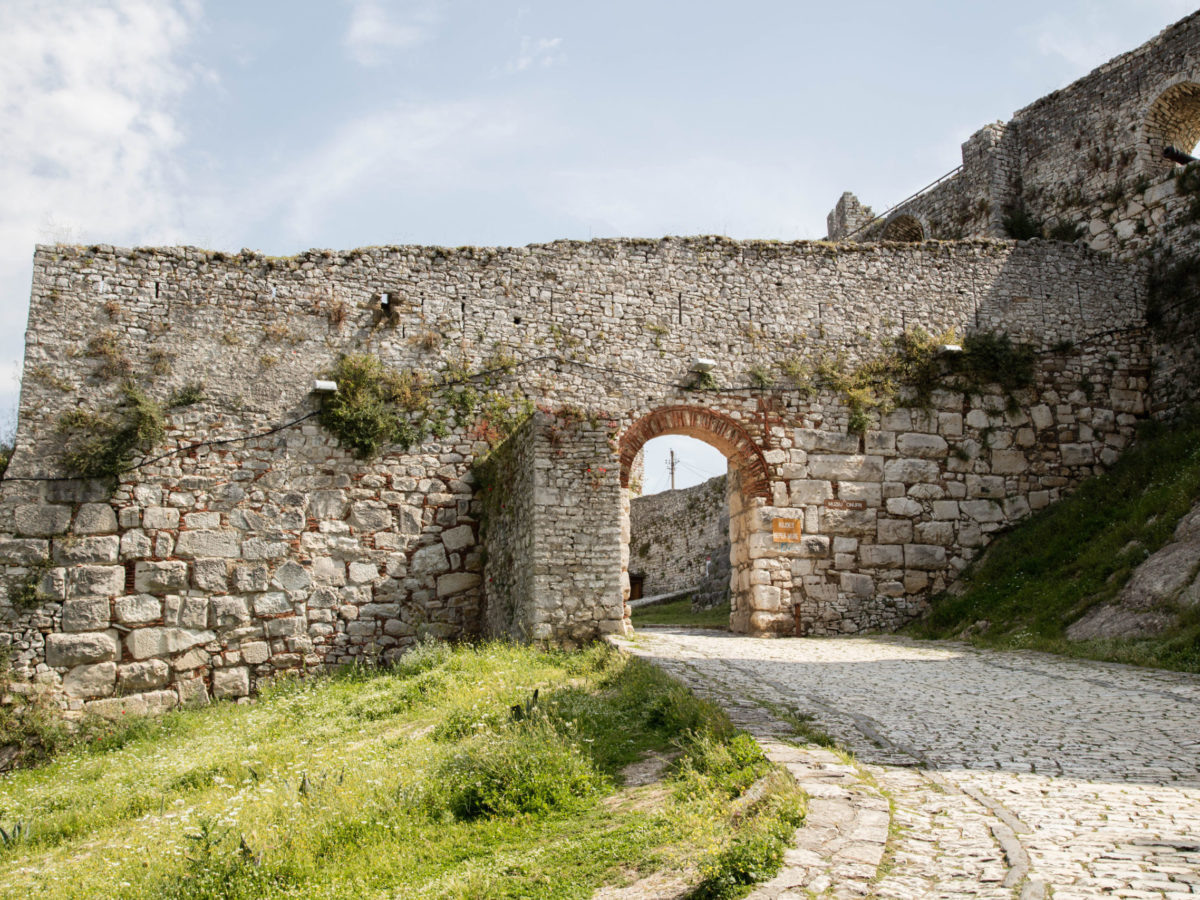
[669,449,677,491]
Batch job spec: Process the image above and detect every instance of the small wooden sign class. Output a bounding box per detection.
[772,518,802,543]
[824,498,867,511]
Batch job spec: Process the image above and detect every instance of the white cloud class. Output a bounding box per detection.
[505,36,564,74]
[0,0,198,407]
[247,100,531,240]
[343,0,442,66]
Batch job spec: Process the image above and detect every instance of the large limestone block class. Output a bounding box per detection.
[309,491,349,519]
[46,631,120,667]
[883,458,941,484]
[437,572,481,597]
[348,502,392,532]
[807,455,883,482]
[441,525,475,552]
[126,627,215,660]
[895,433,948,458]
[271,561,311,592]
[15,504,72,536]
[212,667,250,699]
[73,503,118,535]
[211,595,251,627]
[141,506,180,530]
[135,560,190,594]
[54,536,120,564]
[62,661,117,698]
[175,530,241,559]
[904,544,947,571]
[62,598,112,632]
[0,538,49,565]
[118,659,171,692]
[411,543,450,576]
[115,594,162,625]
[1060,443,1096,466]
[67,565,125,598]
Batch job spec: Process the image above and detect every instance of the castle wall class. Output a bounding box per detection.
[628,475,731,607]
[0,237,1149,714]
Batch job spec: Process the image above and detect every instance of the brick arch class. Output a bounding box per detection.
[620,406,771,500]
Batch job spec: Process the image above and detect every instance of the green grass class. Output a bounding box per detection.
[0,641,803,899]
[910,416,1200,672]
[632,600,731,629]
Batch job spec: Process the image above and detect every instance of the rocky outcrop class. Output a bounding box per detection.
[1067,500,1200,641]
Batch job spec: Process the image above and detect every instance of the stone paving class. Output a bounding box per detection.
[614,629,1200,899]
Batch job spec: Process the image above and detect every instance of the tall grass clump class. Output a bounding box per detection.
[913,414,1200,672]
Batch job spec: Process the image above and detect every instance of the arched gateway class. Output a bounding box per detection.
[616,405,782,636]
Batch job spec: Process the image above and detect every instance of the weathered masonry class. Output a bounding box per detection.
[1,11,1198,714]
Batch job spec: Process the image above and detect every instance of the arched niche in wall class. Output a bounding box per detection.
[1143,81,1200,172]
[880,214,925,243]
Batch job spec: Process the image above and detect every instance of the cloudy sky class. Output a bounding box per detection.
[1,0,1194,488]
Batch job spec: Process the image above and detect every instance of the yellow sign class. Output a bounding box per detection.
[772,518,802,543]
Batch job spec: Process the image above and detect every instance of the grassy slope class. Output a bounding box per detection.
[633,600,731,629]
[0,642,802,899]
[911,417,1200,672]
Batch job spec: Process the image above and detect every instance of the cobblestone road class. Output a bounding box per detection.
[615,630,1200,899]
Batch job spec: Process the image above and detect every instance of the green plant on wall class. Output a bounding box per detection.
[57,385,165,480]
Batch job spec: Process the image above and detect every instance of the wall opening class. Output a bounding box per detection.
[881,214,925,242]
[627,435,731,612]
[1144,81,1200,170]
[618,406,771,634]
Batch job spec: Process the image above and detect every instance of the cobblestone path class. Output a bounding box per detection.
[614,630,1200,899]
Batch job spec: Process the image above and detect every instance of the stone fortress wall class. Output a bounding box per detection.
[629,475,731,606]
[1,11,1197,715]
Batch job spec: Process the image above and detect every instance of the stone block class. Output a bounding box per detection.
[271,561,312,592]
[62,598,112,632]
[1061,443,1096,466]
[885,497,922,517]
[67,565,125,598]
[990,449,1027,475]
[192,558,229,592]
[213,667,250,699]
[0,538,49,565]
[895,433,948,458]
[960,500,1004,523]
[931,500,959,520]
[115,594,161,625]
[437,572,481,597]
[813,432,860,453]
[253,592,292,616]
[264,616,304,637]
[233,563,271,592]
[165,595,210,629]
[135,560,190,594]
[241,539,287,560]
[807,455,883,482]
[126,627,214,660]
[789,480,833,504]
[1030,404,1054,430]
[240,641,270,664]
[120,529,152,559]
[904,544,948,570]
[349,502,392,532]
[141,506,180,530]
[73,503,118,535]
[211,595,251,627]
[175,530,240,558]
[820,507,877,536]
[915,521,955,545]
[63,662,117,699]
[117,659,170,693]
[876,518,912,544]
[15,504,72,536]
[53,536,120,564]
[794,535,831,558]
[840,572,874,598]
[309,490,349,519]
[442,525,475,552]
[411,543,449,576]
[348,562,378,584]
[860,544,903,567]
[883,458,940,484]
[46,631,119,667]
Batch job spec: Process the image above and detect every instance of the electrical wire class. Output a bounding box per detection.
[0,331,1126,486]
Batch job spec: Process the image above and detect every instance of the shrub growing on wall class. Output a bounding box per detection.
[57,385,164,480]
[317,354,431,457]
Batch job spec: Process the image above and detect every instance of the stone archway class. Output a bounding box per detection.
[1143,81,1200,171]
[618,406,775,635]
